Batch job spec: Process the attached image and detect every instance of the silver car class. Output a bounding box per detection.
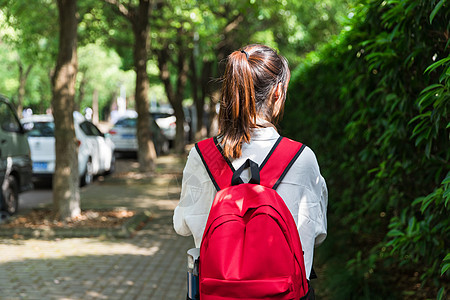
[109,116,169,156]
[0,95,33,216]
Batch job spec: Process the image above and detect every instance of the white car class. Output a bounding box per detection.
[21,112,115,186]
[152,112,176,142]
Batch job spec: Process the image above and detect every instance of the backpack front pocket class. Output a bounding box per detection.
[200,276,295,299]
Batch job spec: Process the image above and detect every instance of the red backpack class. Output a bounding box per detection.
[195,136,311,300]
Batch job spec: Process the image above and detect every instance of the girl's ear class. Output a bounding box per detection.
[273,82,284,117]
[274,82,283,101]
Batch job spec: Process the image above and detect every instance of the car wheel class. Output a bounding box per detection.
[1,175,19,215]
[80,159,93,186]
[161,140,170,155]
[154,142,161,157]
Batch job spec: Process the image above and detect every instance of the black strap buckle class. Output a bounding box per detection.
[231,159,260,186]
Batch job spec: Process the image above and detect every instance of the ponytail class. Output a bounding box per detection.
[218,44,290,159]
[218,49,257,158]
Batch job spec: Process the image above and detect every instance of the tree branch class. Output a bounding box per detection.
[25,64,33,78]
[102,0,131,20]
[223,14,244,34]
[216,14,244,51]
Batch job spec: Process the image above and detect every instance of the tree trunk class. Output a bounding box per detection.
[174,46,189,153]
[51,0,80,220]
[197,60,214,140]
[172,96,186,153]
[17,62,33,118]
[157,45,188,154]
[92,88,99,124]
[190,52,202,141]
[102,0,156,172]
[76,69,87,112]
[208,89,220,137]
[132,0,156,172]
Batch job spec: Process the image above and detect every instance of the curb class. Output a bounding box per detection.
[0,210,152,239]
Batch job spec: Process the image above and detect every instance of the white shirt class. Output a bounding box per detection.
[173,127,328,279]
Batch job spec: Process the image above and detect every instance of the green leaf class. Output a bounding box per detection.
[412,197,425,206]
[412,119,430,138]
[420,83,444,94]
[406,217,417,236]
[424,57,450,74]
[420,195,435,213]
[437,287,445,300]
[387,229,405,237]
[442,173,450,185]
[441,262,450,275]
[418,90,439,108]
[409,111,432,124]
[425,140,432,158]
[430,0,445,24]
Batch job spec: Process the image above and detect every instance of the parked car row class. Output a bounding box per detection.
[1,95,189,216]
[1,95,118,216]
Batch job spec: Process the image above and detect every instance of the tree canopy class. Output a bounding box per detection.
[0,0,349,119]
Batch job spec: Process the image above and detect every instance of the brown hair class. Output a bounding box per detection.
[218,44,290,159]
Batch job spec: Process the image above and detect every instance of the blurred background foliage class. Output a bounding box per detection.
[0,0,448,298]
[0,0,348,116]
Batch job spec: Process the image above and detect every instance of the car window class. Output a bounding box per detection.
[151,112,172,119]
[79,121,103,137]
[115,118,137,128]
[23,122,55,137]
[0,101,22,133]
[89,123,103,136]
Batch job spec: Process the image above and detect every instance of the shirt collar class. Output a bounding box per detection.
[250,126,280,141]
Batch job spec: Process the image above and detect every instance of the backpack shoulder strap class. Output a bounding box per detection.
[260,137,305,189]
[195,137,234,192]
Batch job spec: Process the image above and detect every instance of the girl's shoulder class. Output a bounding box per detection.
[289,143,323,176]
[183,146,204,173]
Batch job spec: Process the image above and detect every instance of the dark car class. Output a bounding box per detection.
[0,95,33,215]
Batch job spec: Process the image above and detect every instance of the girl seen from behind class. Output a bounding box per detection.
[174,44,328,299]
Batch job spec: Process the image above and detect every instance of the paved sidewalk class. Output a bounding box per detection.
[0,155,194,300]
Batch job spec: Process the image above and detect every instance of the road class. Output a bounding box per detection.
[17,156,137,214]
[19,186,52,212]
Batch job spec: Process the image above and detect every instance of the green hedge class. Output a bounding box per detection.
[282,0,449,299]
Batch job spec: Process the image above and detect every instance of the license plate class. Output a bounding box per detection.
[33,162,48,171]
[122,134,135,139]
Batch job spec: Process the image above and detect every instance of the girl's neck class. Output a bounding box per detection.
[255,117,276,129]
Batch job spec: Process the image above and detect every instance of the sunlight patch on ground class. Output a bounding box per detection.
[0,238,161,263]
